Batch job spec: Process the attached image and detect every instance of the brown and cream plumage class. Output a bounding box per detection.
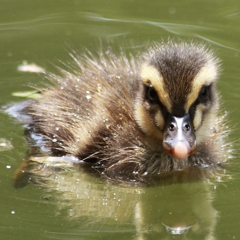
[18,41,227,181]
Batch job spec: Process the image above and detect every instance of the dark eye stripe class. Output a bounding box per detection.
[198,84,212,104]
[189,84,213,127]
[144,85,168,121]
[145,85,159,104]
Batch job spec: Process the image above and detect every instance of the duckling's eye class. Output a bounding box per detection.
[198,85,211,103]
[146,86,158,103]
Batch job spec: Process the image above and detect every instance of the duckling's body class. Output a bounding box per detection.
[22,42,227,180]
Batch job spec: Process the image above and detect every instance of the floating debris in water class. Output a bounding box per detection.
[17,61,45,73]
[41,196,52,200]
[0,138,13,151]
[12,90,41,99]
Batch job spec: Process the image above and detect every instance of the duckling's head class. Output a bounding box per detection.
[135,42,220,159]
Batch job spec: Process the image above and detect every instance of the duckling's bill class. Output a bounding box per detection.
[163,113,196,159]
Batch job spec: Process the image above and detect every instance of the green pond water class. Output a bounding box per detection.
[0,0,240,239]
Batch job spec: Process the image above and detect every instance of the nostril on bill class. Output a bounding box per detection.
[183,123,190,131]
[169,123,176,131]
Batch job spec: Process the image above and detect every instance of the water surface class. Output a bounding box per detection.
[1,0,240,239]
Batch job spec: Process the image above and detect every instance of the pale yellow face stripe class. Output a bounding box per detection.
[185,62,218,111]
[193,104,204,130]
[140,64,171,111]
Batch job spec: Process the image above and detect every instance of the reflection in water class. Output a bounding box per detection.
[137,179,217,240]
[84,12,215,34]
[15,156,218,240]
[195,34,240,52]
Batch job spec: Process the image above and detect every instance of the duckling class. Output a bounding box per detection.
[21,41,227,181]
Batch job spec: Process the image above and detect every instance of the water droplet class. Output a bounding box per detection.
[86,95,92,100]
[97,83,102,92]
[6,165,11,169]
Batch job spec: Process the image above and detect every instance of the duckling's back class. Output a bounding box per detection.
[24,50,153,176]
